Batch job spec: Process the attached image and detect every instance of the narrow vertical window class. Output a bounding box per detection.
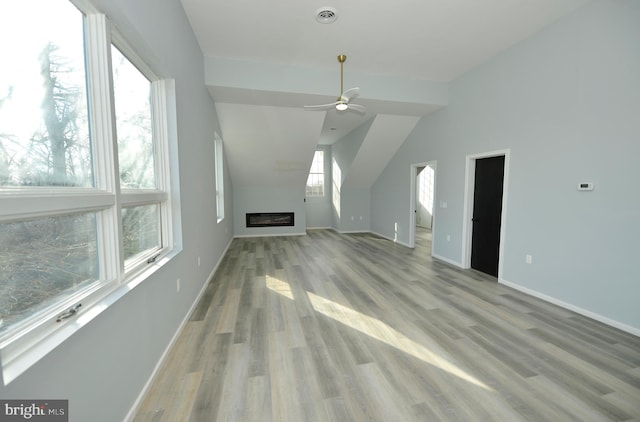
[214,135,225,222]
[306,150,325,197]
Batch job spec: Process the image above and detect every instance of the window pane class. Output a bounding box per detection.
[122,204,160,262]
[310,150,324,173]
[112,46,155,189]
[0,213,99,337]
[0,0,93,187]
[306,150,324,197]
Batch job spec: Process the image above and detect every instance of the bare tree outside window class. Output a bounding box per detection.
[0,214,99,334]
[0,0,94,336]
[0,2,91,188]
[0,1,174,354]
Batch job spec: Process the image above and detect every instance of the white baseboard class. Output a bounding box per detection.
[432,253,465,268]
[500,278,640,337]
[369,230,411,248]
[125,237,233,422]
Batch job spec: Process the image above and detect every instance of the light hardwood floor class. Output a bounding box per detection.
[135,228,640,421]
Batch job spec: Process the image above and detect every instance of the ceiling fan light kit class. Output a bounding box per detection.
[304,54,366,114]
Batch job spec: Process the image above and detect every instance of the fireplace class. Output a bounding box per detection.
[246,212,294,228]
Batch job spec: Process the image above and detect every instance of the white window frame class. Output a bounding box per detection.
[0,3,179,385]
[306,149,325,197]
[214,133,225,223]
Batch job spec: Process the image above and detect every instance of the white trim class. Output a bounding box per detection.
[124,238,234,422]
[370,229,412,248]
[85,13,118,194]
[461,149,510,278]
[499,278,640,337]
[432,253,465,268]
[120,190,168,206]
[85,13,123,281]
[69,0,99,14]
[0,191,114,222]
[110,29,157,82]
[214,133,225,222]
[153,79,176,255]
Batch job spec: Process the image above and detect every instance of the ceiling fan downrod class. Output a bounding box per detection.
[338,54,347,98]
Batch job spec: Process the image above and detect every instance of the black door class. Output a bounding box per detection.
[471,155,505,277]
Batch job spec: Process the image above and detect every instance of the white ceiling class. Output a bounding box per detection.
[180,0,590,190]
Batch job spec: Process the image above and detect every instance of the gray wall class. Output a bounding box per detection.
[332,119,375,232]
[233,186,307,236]
[0,1,234,421]
[372,0,640,332]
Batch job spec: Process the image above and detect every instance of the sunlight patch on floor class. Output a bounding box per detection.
[306,291,493,391]
[265,275,492,391]
[266,275,294,300]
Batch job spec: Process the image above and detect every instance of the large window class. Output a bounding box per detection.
[306,150,325,197]
[0,0,176,383]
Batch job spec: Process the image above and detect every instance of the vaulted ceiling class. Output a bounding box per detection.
[180,0,590,189]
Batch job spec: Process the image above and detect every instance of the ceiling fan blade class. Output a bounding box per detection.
[304,102,338,110]
[342,87,360,102]
[347,103,366,113]
[306,56,365,113]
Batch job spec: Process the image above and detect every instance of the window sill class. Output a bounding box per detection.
[0,249,179,386]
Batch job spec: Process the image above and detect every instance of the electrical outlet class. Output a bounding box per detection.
[446,234,451,241]
[197,256,201,267]
[177,278,181,292]
[525,255,533,264]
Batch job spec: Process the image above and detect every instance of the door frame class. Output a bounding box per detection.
[409,161,437,248]
[462,149,510,279]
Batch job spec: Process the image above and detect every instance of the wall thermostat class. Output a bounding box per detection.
[577,182,594,191]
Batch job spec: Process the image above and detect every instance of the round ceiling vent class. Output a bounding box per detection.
[315,7,337,24]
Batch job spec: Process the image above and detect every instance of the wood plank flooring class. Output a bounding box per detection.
[134,228,640,421]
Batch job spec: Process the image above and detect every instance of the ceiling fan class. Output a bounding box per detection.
[304,54,366,113]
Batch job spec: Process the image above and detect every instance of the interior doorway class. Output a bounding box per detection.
[416,164,435,229]
[470,156,504,276]
[409,161,436,249]
[462,150,509,279]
